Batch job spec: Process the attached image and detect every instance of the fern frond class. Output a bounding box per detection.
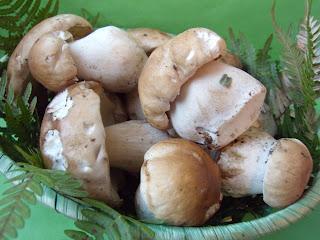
[65,198,155,240]
[272,1,320,169]
[80,8,101,28]
[0,0,60,54]
[0,173,40,240]
[228,29,289,118]
[297,1,320,93]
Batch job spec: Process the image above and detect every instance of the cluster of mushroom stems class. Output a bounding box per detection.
[8,14,313,226]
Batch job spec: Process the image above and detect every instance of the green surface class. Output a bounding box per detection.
[2,0,320,239]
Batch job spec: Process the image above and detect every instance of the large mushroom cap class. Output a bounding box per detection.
[170,61,266,148]
[69,26,148,93]
[127,28,173,54]
[218,128,277,197]
[139,27,226,130]
[263,138,313,208]
[40,81,121,207]
[135,138,222,226]
[7,14,92,95]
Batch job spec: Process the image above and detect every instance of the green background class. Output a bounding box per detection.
[1,0,320,239]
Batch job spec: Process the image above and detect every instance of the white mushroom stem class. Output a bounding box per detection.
[105,120,169,172]
[218,128,313,208]
[171,61,266,149]
[69,26,147,93]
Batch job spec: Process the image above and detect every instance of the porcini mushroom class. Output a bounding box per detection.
[29,26,147,93]
[170,61,266,149]
[105,120,169,172]
[40,81,121,207]
[127,28,173,55]
[135,138,222,226]
[125,88,145,120]
[138,27,227,130]
[218,128,313,208]
[7,14,92,95]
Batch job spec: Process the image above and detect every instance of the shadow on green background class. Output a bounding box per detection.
[1,0,320,239]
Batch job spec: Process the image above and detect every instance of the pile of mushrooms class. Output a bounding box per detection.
[8,14,313,226]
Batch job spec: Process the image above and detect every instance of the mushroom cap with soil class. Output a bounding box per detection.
[135,138,222,226]
[170,61,266,149]
[138,27,227,130]
[105,120,169,172]
[7,14,92,95]
[218,128,313,208]
[40,81,121,207]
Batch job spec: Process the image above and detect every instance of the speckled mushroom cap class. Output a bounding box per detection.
[69,26,148,93]
[218,128,277,197]
[7,14,92,95]
[263,138,313,208]
[135,138,222,226]
[138,27,226,130]
[170,61,266,149]
[40,81,121,207]
[127,28,173,54]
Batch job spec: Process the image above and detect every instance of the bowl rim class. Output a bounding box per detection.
[1,153,319,240]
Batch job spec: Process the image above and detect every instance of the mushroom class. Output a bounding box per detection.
[170,61,266,149]
[105,120,169,172]
[7,14,92,95]
[105,92,128,123]
[127,28,173,55]
[29,26,148,93]
[138,27,227,130]
[125,87,145,120]
[217,127,313,208]
[135,138,222,226]
[40,81,121,207]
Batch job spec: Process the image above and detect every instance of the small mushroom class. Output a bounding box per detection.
[171,61,266,149]
[7,14,92,95]
[125,87,145,120]
[29,26,148,93]
[40,81,121,207]
[135,138,222,226]
[105,120,169,172]
[104,92,128,123]
[139,27,227,130]
[127,28,173,55]
[218,128,313,208]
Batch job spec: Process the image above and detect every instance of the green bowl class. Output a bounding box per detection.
[2,0,320,239]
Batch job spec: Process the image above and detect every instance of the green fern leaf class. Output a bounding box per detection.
[0,0,60,54]
[0,174,38,240]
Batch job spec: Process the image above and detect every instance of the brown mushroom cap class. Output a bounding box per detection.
[7,14,92,95]
[127,28,173,55]
[40,81,121,207]
[138,28,226,130]
[105,120,169,172]
[28,31,77,92]
[135,138,222,226]
[263,138,313,208]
